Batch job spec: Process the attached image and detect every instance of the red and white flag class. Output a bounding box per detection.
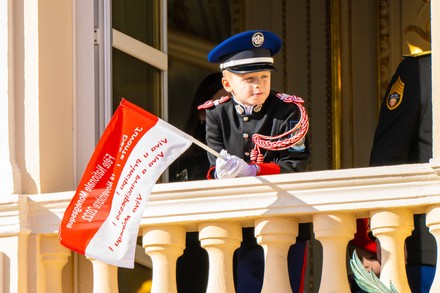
[59,98,193,268]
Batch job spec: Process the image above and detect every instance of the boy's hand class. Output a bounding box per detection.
[215,150,257,178]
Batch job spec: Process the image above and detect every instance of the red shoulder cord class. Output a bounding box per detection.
[250,96,309,164]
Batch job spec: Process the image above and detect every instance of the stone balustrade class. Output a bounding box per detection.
[1,162,440,292]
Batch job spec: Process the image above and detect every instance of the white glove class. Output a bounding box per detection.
[215,150,257,179]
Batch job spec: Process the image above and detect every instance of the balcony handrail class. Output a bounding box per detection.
[141,162,440,229]
[19,161,440,236]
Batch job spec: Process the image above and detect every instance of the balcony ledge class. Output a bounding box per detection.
[19,162,440,235]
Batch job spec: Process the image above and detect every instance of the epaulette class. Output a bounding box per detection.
[403,50,431,58]
[197,95,231,110]
[275,93,304,104]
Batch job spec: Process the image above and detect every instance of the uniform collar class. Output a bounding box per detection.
[232,96,263,115]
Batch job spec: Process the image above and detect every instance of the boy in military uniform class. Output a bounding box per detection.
[199,30,310,293]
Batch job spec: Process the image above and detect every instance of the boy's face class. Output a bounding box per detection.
[222,70,271,106]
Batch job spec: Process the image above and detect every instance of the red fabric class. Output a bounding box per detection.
[256,162,281,175]
[206,166,216,179]
[351,218,377,254]
[299,242,308,293]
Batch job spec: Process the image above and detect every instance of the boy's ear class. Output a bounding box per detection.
[222,77,232,92]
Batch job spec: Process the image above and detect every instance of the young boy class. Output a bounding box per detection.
[199,30,310,293]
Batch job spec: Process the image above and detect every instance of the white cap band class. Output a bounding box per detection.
[220,57,274,70]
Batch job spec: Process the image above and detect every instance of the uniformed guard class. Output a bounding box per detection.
[370,51,435,292]
[200,30,310,293]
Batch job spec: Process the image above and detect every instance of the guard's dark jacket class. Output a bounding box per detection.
[370,53,432,165]
[370,53,436,269]
[205,90,310,172]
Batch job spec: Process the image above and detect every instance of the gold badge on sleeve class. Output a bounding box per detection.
[386,76,404,110]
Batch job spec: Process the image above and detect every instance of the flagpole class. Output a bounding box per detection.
[190,137,225,160]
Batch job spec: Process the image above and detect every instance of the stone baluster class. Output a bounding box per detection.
[89,259,119,293]
[313,213,355,293]
[142,226,185,293]
[255,217,298,293]
[426,205,440,292]
[40,235,71,293]
[370,209,413,293]
[199,222,242,293]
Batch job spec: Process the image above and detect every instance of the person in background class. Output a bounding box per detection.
[369,51,435,292]
[171,72,227,182]
[348,218,381,293]
[174,72,227,293]
[199,30,310,293]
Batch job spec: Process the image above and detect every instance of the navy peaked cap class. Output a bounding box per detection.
[208,30,282,73]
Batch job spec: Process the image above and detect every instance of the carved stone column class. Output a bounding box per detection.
[426,205,440,292]
[89,259,119,293]
[199,222,242,293]
[40,235,71,293]
[313,213,355,293]
[142,226,186,293]
[255,217,298,293]
[371,209,413,293]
